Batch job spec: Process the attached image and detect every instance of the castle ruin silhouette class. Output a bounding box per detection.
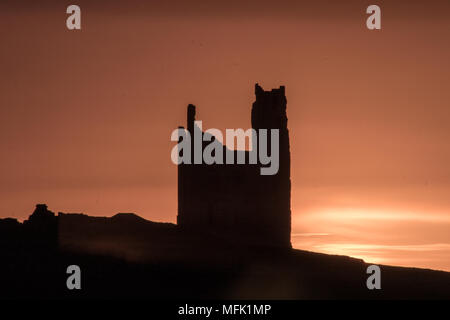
[177,84,291,248]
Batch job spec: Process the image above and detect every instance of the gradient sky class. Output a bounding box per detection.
[1,0,449,271]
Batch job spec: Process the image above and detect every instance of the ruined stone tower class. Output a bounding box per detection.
[177,84,291,248]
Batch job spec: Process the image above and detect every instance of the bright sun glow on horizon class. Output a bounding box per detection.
[292,207,450,272]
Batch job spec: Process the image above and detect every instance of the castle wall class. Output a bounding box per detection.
[177,84,291,248]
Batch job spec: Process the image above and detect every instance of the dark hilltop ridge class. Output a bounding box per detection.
[0,204,449,299]
[1,85,449,299]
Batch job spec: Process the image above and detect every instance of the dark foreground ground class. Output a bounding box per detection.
[1,212,449,299]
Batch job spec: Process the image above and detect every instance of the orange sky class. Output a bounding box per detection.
[1,0,449,271]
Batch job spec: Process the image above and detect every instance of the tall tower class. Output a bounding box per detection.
[251,84,291,248]
[177,104,196,227]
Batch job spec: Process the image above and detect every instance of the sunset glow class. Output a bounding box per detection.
[292,205,450,271]
[1,0,449,272]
